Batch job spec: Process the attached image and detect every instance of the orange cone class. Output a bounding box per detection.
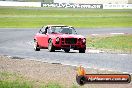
[77,66,86,76]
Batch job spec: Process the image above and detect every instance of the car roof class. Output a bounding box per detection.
[47,25,68,27]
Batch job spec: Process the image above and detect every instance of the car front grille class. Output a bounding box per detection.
[65,38,77,44]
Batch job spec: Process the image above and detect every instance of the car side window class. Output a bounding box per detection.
[39,26,45,34]
[39,26,48,34]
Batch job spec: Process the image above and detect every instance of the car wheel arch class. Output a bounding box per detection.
[48,38,52,43]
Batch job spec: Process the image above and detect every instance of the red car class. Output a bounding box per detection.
[34,25,86,53]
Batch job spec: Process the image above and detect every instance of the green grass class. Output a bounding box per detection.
[41,83,62,88]
[0,72,33,88]
[0,71,78,88]
[0,80,32,88]
[87,34,132,52]
[0,7,132,28]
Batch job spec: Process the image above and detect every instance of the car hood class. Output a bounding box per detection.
[50,33,85,39]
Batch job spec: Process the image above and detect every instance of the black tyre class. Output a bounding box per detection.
[48,39,55,52]
[64,49,70,53]
[34,40,40,51]
[79,49,85,53]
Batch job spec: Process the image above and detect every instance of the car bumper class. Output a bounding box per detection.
[54,44,86,50]
[52,38,86,50]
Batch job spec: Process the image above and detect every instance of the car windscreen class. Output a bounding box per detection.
[48,27,77,34]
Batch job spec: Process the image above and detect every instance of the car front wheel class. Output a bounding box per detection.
[34,40,40,51]
[79,49,85,53]
[48,39,55,52]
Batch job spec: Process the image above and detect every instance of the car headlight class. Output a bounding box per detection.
[82,38,86,43]
[56,37,60,42]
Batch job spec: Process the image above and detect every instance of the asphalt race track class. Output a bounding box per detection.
[0,28,132,73]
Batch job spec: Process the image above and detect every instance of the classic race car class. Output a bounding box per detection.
[34,25,86,53]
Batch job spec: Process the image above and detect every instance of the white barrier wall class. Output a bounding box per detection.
[54,0,128,4]
[103,4,132,9]
[0,1,41,7]
[0,1,132,9]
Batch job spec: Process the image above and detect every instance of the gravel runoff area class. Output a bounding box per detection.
[0,55,132,88]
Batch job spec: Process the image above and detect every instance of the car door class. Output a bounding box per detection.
[37,27,49,48]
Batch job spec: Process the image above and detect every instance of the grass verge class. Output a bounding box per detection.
[87,34,132,53]
[0,72,33,88]
[0,7,132,28]
[0,71,64,88]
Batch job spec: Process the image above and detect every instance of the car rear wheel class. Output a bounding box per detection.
[48,39,55,52]
[79,49,85,53]
[34,40,40,51]
[64,49,70,53]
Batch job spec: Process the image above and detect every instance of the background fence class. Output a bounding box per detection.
[0,0,132,4]
[0,1,132,9]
